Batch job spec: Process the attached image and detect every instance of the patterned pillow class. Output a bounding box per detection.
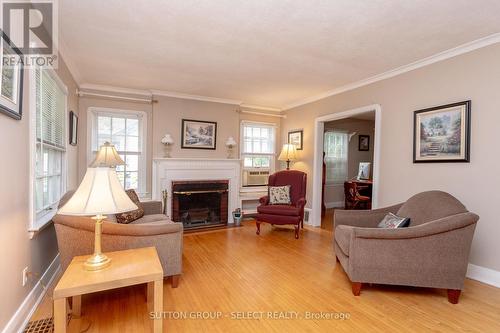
[377,213,410,229]
[115,189,144,224]
[269,185,291,205]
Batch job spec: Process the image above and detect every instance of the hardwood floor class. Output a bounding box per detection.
[31,218,500,332]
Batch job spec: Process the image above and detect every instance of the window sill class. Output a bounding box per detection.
[240,186,268,193]
[28,210,57,239]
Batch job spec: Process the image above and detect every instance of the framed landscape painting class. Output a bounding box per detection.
[288,129,303,150]
[413,101,470,163]
[0,32,24,120]
[181,119,217,150]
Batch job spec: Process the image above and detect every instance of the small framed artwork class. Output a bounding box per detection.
[181,119,217,150]
[358,135,370,151]
[413,100,471,163]
[288,130,303,150]
[0,32,24,120]
[69,111,78,145]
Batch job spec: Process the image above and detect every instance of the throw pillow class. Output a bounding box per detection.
[269,185,291,205]
[377,213,410,229]
[115,189,144,224]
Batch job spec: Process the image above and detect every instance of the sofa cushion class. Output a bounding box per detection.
[257,204,300,216]
[269,185,292,205]
[397,190,467,226]
[130,214,172,225]
[334,225,352,256]
[377,213,410,228]
[116,189,145,224]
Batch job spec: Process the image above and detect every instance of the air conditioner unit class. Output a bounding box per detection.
[242,170,270,187]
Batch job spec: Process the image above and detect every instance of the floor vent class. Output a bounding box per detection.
[23,318,53,333]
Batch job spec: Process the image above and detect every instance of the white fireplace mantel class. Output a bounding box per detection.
[152,158,242,224]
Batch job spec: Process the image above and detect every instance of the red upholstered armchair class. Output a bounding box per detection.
[256,170,307,239]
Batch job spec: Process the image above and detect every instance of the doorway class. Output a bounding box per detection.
[310,104,381,227]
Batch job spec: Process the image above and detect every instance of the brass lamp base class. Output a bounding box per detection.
[84,214,112,271]
[84,253,111,271]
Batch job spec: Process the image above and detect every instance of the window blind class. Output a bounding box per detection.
[36,68,66,149]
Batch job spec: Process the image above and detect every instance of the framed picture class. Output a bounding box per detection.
[358,135,370,151]
[181,119,217,150]
[0,32,24,120]
[69,111,78,145]
[413,100,471,163]
[288,130,303,150]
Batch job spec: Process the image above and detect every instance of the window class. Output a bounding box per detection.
[240,121,276,186]
[31,68,68,228]
[324,131,348,183]
[89,109,146,194]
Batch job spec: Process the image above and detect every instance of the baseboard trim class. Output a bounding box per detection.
[325,201,344,209]
[466,263,500,288]
[1,254,61,333]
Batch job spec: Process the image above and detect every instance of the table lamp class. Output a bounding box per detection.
[58,143,137,271]
[225,136,237,158]
[161,134,174,158]
[278,143,298,170]
[90,141,125,167]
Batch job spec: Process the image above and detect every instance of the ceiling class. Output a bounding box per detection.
[59,0,500,109]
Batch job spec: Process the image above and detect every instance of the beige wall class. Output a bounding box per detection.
[78,94,281,195]
[324,118,375,205]
[0,58,79,330]
[281,43,500,272]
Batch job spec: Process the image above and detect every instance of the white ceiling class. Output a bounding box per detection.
[59,0,500,109]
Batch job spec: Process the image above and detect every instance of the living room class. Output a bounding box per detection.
[1,1,500,332]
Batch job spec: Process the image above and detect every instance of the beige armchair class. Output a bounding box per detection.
[53,191,183,287]
[334,191,478,303]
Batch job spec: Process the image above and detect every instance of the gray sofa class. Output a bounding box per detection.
[53,191,183,287]
[334,191,478,303]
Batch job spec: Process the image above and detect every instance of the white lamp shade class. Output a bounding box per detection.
[161,134,174,144]
[58,167,138,216]
[90,142,125,167]
[225,137,237,147]
[278,144,298,161]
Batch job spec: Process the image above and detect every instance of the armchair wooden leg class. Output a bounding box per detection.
[301,220,304,228]
[256,221,261,235]
[447,289,461,304]
[352,282,362,296]
[294,225,299,239]
[171,274,180,288]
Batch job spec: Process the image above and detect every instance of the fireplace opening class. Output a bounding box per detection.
[172,180,229,229]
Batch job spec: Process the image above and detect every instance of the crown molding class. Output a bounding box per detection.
[240,103,282,112]
[78,84,283,110]
[150,89,242,105]
[284,32,500,111]
[80,83,152,97]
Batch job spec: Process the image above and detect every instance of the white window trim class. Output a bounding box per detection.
[324,129,349,186]
[239,120,277,188]
[86,107,148,196]
[29,68,69,234]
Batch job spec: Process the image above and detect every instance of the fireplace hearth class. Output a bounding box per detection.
[172,180,229,230]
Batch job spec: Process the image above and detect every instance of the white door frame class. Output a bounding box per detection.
[310,104,382,227]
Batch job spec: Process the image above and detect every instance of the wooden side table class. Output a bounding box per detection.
[53,247,164,333]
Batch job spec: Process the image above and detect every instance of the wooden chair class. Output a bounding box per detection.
[344,181,371,210]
